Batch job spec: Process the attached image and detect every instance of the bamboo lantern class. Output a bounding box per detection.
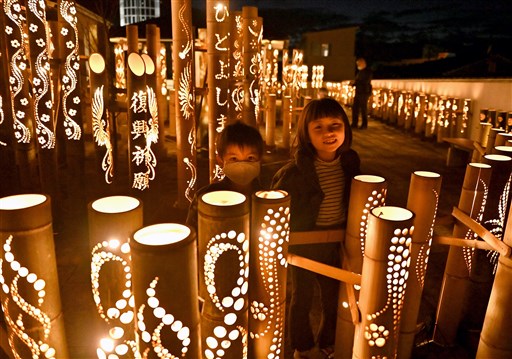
[494,132,512,148]
[127,53,152,191]
[145,24,166,151]
[485,128,505,155]
[131,223,201,358]
[396,91,406,128]
[403,92,413,130]
[265,94,277,148]
[88,196,143,358]
[281,95,292,150]
[114,42,127,90]
[198,190,250,358]
[336,175,387,358]
[465,154,512,332]
[207,0,230,182]
[459,99,471,137]
[413,94,427,135]
[434,162,492,346]
[3,0,39,190]
[126,24,139,55]
[0,194,69,358]
[476,204,512,358]
[171,0,197,209]
[425,94,438,139]
[242,6,262,126]
[248,190,290,359]
[472,122,492,162]
[58,0,83,141]
[494,146,512,157]
[353,206,415,359]
[228,11,244,123]
[398,171,442,358]
[88,53,114,185]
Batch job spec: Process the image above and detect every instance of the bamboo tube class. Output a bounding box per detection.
[398,171,442,358]
[335,175,387,358]
[433,235,493,251]
[131,223,201,358]
[88,53,114,186]
[464,154,512,339]
[265,94,277,148]
[484,128,505,155]
[353,206,415,359]
[88,196,143,358]
[478,122,492,149]
[476,202,512,358]
[414,94,427,135]
[434,162,492,346]
[198,191,250,358]
[171,0,197,209]
[281,95,292,150]
[495,133,512,147]
[26,0,59,198]
[207,0,230,182]
[126,24,139,55]
[242,7,262,126]
[228,11,244,123]
[3,0,39,190]
[248,190,290,358]
[0,194,69,358]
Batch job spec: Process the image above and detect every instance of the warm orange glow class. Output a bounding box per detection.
[0,194,46,210]
[202,190,246,206]
[91,196,140,213]
[133,223,191,246]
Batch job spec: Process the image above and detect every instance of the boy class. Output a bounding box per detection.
[186,121,264,228]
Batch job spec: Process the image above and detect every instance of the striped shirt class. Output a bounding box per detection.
[314,156,346,227]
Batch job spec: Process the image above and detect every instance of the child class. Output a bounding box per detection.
[186,121,264,228]
[271,98,361,359]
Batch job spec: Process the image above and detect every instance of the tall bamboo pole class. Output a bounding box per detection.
[228,11,244,123]
[171,0,197,209]
[434,162,492,345]
[249,190,290,358]
[207,0,230,182]
[353,206,415,359]
[0,194,69,358]
[25,0,59,199]
[242,6,262,126]
[336,175,387,358]
[398,171,442,358]
[3,0,38,190]
[198,191,250,358]
[88,196,142,358]
[131,223,201,358]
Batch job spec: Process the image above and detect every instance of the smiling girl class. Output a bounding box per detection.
[272,98,361,358]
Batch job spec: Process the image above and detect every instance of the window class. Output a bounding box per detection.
[321,43,330,57]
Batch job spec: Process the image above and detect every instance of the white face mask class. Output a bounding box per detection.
[223,161,261,186]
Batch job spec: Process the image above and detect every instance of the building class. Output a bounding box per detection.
[120,0,161,27]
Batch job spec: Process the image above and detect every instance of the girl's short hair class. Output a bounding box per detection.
[294,98,353,158]
[216,121,264,158]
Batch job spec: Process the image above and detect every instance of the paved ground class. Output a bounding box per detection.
[1,111,478,358]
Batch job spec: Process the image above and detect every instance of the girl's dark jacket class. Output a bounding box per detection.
[271,149,361,232]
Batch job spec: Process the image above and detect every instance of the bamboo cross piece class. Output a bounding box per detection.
[451,206,512,257]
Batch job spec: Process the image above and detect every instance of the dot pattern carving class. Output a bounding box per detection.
[91,239,134,358]
[204,230,249,358]
[364,225,413,354]
[360,189,387,256]
[0,236,56,358]
[415,189,439,288]
[249,205,290,358]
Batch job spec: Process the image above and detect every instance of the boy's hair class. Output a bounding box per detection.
[216,121,264,158]
[294,98,352,158]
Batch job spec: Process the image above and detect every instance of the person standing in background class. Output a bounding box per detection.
[351,58,373,130]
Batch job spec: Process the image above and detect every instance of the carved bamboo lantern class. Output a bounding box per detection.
[476,204,512,358]
[249,190,290,358]
[281,95,292,150]
[131,223,201,358]
[0,194,69,358]
[494,132,512,148]
[413,94,427,136]
[485,128,505,155]
[207,0,230,182]
[198,191,250,358]
[265,94,277,148]
[242,6,262,126]
[336,175,387,358]
[88,53,114,185]
[353,206,415,359]
[171,0,197,209]
[398,171,442,358]
[88,196,143,358]
[228,11,244,123]
[3,0,39,190]
[434,162,492,345]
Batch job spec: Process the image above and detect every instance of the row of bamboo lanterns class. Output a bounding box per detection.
[2,151,512,358]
